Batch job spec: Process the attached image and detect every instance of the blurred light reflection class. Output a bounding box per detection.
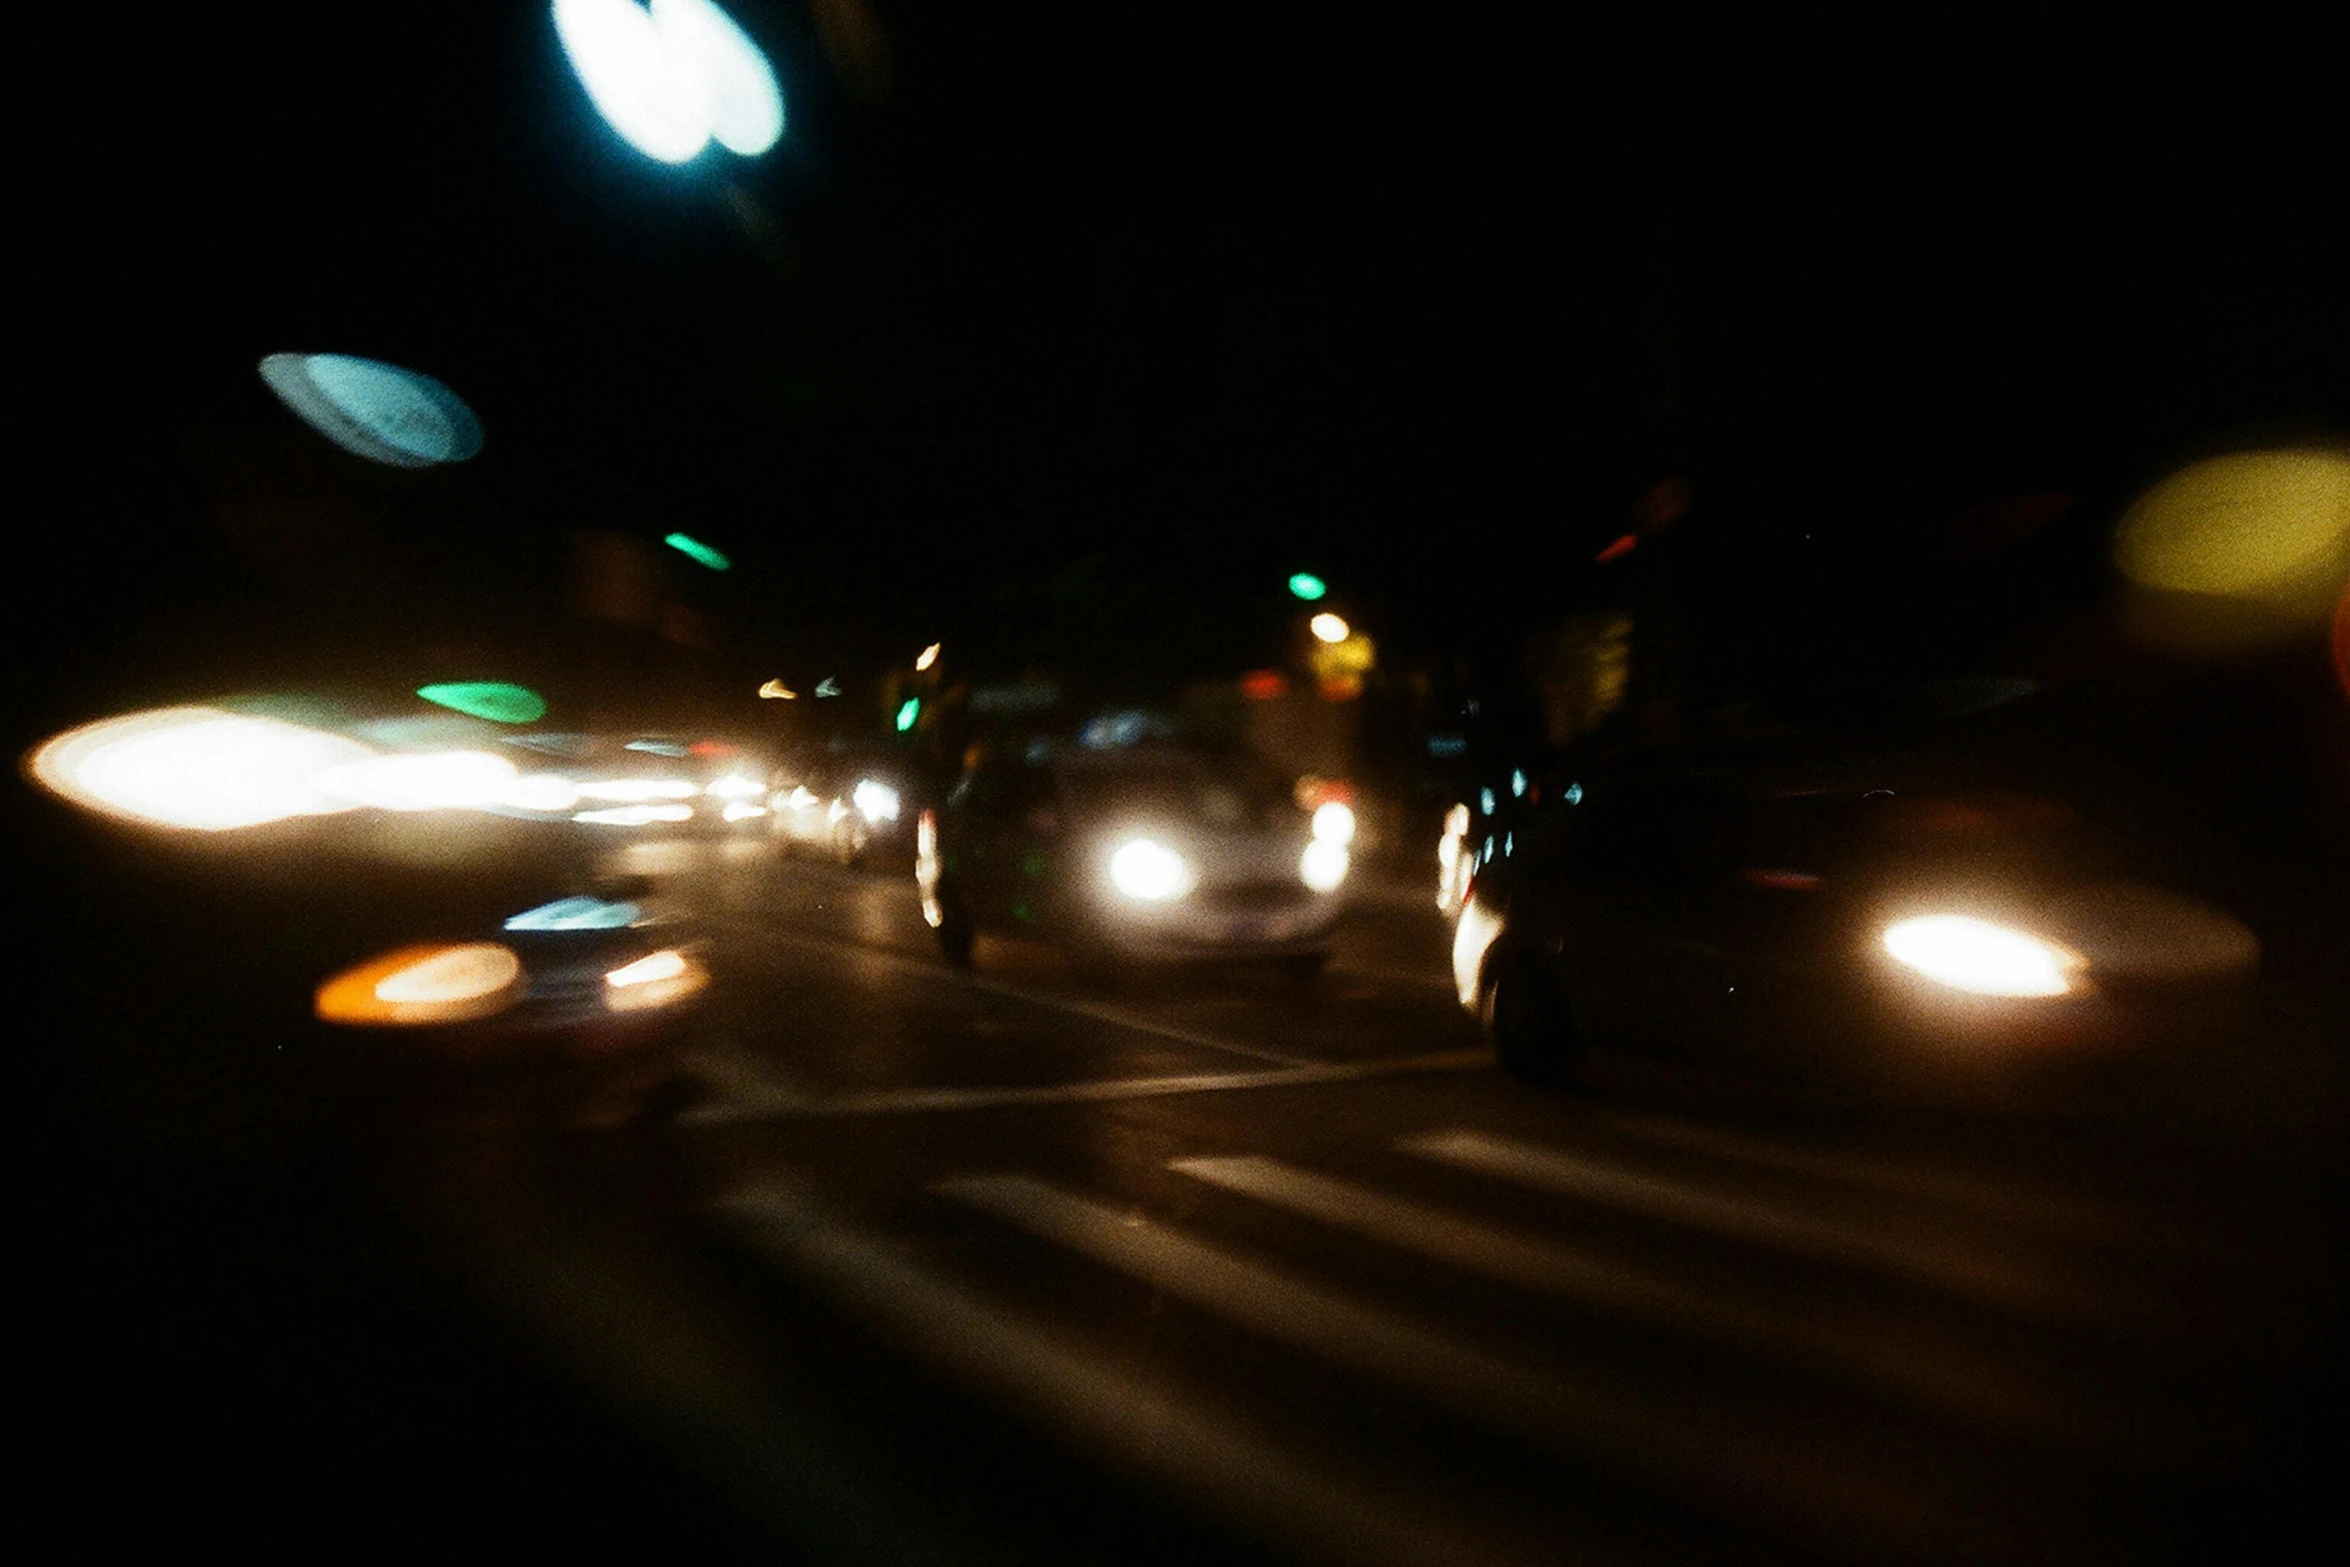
[28,707,370,831]
[417,683,547,725]
[258,353,483,467]
[2114,450,2350,643]
[505,896,642,931]
[553,0,784,164]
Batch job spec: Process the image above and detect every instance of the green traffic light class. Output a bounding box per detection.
[665,532,732,571]
[895,697,921,732]
[1288,572,1327,601]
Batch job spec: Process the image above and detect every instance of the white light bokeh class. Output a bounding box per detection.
[28,707,371,831]
[1881,915,2078,998]
[314,750,520,812]
[553,0,783,164]
[1108,837,1196,901]
[1300,838,1350,892]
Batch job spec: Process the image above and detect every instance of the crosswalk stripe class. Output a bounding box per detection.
[1169,1153,2186,1461]
[1584,1107,2143,1241]
[1400,1127,2157,1331]
[714,1184,1564,1567]
[936,1172,2031,1563]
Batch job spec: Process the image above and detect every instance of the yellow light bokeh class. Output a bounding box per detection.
[2114,449,2350,610]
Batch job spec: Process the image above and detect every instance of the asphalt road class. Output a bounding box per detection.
[26,839,2346,1565]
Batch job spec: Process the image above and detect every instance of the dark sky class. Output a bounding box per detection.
[21,3,2347,701]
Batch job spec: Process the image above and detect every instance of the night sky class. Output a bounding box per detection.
[20,3,2347,712]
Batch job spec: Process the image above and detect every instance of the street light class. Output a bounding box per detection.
[1309,612,1350,644]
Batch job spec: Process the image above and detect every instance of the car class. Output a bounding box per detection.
[766,741,934,867]
[915,733,1353,973]
[496,732,775,837]
[1451,680,2276,1105]
[22,697,718,1129]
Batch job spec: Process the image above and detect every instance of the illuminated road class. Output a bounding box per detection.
[367,843,2344,1567]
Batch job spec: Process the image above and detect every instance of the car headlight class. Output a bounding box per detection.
[1881,915,2082,998]
[316,942,526,1026]
[28,706,373,831]
[853,778,901,823]
[1108,836,1196,901]
[604,947,709,1013]
[1311,801,1357,845]
[1300,838,1349,892]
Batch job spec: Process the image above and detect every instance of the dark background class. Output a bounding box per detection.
[18,3,2348,703]
[8,8,2344,1555]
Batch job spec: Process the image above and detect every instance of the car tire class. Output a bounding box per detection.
[1486,954,1583,1086]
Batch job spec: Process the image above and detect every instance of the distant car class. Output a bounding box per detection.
[492,732,775,837]
[1453,688,2269,1103]
[312,882,710,1124]
[916,738,1353,973]
[766,743,933,866]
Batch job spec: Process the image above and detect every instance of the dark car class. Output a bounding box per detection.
[22,694,716,1128]
[1451,679,2301,1106]
[916,735,1352,973]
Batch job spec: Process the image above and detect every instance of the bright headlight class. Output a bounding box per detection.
[1108,837,1195,901]
[605,946,710,1012]
[1300,838,1350,893]
[1311,801,1357,845]
[28,706,371,831]
[704,772,764,800]
[853,778,901,823]
[1882,915,2081,998]
[315,942,525,1026]
[314,749,519,811]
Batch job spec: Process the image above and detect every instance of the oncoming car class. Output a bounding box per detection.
[1452,688,2274,1105]
[766,742,931,867]
[916,738,1353,973]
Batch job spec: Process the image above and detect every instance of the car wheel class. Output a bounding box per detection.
[1485,954,1582,1086]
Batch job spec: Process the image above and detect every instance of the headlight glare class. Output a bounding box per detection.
[1300,838,1350,892]
[1882,915,2080,998]
[1311,801,1357,845]
[852,778,901,823]
[1108,837,1195,902]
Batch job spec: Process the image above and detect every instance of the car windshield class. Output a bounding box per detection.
[1057,750,1296,829]
[16,8,2344,1566]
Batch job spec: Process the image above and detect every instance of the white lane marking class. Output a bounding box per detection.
[1401,1128,2153,1330]
[681,1050,1492,1125]
[1585,1107,2142,1242]
[713,1185,1554,1567]
[713,916,1317,1067]
[1168,1154,2185,1460]
[935,1174,2009,1561]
